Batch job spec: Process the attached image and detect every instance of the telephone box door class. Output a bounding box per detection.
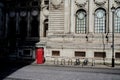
[36,48,44,64]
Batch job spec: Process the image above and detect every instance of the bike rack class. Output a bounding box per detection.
[82,58,88,66]
[91,58,95,66]
[68,59,72,65]
[61,59,65,65]
[74,58,80,65]
[54,58,59,65]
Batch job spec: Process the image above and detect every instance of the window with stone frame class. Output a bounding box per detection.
[114,8,120,33]
[94,8,106,33]
[52,51,60,56]
[94,52,106,58]
[76,10,86,34]
[115,52,120,58]
[75,51,86,57]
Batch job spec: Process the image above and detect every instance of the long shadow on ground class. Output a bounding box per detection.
[0,58,35,80]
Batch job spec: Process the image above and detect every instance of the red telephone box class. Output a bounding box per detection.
[36,48,44,64]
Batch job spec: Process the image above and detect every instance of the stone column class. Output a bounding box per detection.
[70,0,75,34]
[64,0,70,34]
[86,0,94,42]
[107,0,114,42]
[40,9,43,38]
[16,12,19,35]
[5,13,8,37]
[109,0,114,33]
[27,12,30,37]
[40,0,45,38]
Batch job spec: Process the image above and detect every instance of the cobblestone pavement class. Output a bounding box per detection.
[3,65,120,80]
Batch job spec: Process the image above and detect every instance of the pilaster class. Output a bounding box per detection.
[70,0,75,33]
[64,0,70,34]
[88,0,94,33]
[109,0,114,33]
[106,0,114,43]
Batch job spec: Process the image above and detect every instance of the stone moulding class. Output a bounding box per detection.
[94,0,106,6]
[51,0,63,9]
[75,0,88,7]
[42,6,49,18]
[115,0,120,4]
[86,33,94,42]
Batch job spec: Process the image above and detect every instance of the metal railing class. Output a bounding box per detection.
[46,56,120,66]
[61,59,65,65]
[54,58,59,65]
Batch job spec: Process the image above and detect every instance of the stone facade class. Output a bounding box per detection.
[38,0,120,64]
[0,0,120,64]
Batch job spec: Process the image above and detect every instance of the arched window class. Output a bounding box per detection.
[8,11,16,38]
[114,8,120,33]
[44,19,48,37]
[94,9,106,33]
[76,10,86,34]
[30,9,39,37]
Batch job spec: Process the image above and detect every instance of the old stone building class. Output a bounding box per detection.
[0,0,120,64]
[0,0,40,59]
[37,0,120,64]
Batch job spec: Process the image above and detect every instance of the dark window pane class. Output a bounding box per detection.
[115,52,120,58]
[94,52,106,58]
[52,51,60,56]
[75,51,86,57]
